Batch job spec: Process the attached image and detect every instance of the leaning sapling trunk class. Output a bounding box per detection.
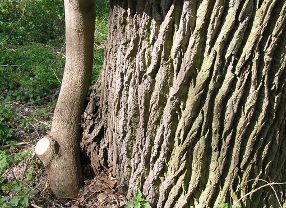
[35,0,96,198]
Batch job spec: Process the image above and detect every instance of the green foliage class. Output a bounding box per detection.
[0,149,30,175]
[125,191,152,208]
[0,149,34,208]
[95,0,109,46]
[93,48,105,82]
[0,180,33,208]
[0,151,11,175]
[0,102,13,144]
[0,0,64,45]
[96,0,109,18]
[0,44,64,103]
[92,0,109,82]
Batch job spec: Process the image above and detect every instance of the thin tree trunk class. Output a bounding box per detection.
[35,0,95,198]
[83,0,286,207]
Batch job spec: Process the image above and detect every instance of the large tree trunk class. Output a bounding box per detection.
[35,0,95,198]
[82,0,286,207]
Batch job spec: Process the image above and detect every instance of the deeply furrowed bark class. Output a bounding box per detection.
[83,0,286,207]
[36,0,95,198]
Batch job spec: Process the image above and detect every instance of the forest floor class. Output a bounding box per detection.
[1,100,127,207]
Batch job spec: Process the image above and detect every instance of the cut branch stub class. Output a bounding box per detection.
[35,136,59,167]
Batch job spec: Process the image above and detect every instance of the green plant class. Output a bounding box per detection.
[92,0,109,82]
[93,48,105,82]
[0,149,35,208]
[95,6,109,46]
[0,102,13,144]
[125,191,152,208]
[0,44,64,103]
[0,149,30,175]
[96,0,109,18]
[0,180,34,208]
[0,0,64,45]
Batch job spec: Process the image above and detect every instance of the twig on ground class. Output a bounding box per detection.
[0,64,18,67]
[31,203,43,208]
[2,142,30,149]
[32,117,50,126]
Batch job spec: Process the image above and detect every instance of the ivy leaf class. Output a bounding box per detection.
[21,196,29,207]
[9,196,20,207]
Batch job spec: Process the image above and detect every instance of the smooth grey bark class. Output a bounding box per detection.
[83,0,286,207]
[36,0,95,198]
